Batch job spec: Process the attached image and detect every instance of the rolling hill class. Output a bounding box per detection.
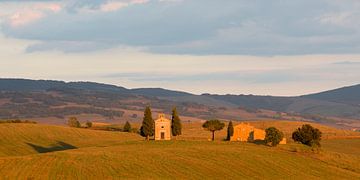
[0,122,359,179]
[0,123,141,157]
[0,79,130,93]
[0,78,360,128]
[303,84,360,106]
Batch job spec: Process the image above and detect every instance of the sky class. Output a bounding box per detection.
[0,0,360,96]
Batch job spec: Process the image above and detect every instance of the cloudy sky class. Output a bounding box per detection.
[0,0,360,96]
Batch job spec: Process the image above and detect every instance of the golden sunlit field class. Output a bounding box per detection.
[0,121,360,179]
[2,0,360,179]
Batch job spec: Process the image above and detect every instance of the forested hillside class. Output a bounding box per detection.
[0,79,359,128]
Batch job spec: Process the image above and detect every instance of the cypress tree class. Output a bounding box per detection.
[140,106,154,140]
[123,121,131,132]
[171,107,182,138]
[226,121,234,141]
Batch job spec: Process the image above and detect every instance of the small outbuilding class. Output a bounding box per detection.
[155,113,171,140]
[230,122,265,142]
[230,122,286,144]
[279,138,287,144]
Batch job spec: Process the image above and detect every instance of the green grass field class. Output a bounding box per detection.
[0,122,359,179]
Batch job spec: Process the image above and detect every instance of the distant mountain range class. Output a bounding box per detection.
[0,78,360,121]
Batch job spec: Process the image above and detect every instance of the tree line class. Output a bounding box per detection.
[203,119,322,147]
[67,117,93,128]
[67,106,322,147]
[0,119,37,124]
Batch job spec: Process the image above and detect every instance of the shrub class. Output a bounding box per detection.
[123,121,132,132]
[68,117,80,128]
[86,121,92,128]
[131,127,139,133]
[292,124,322,147]
[0,119,37,124]
[264,127,284,147]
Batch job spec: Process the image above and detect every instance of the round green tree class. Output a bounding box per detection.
[68,117,80,128]
[226,121,234,141]
[171,107,182,138]
[202,120,225,141]
[292,124,322,147]
[264,127,284,146]
[86,121,92,128]
[140,106,154,140]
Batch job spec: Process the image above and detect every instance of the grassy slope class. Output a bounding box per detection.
[0,141,359,179]
[0,123,359,179]
[0,123,141,157]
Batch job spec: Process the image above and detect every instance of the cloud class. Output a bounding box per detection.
[25,40,117,53]
[99,0,149,12]
[63,0,149,13]
[1,0,360,55]
[1,2,62,27]
[332,61,360,65]
[100,1,129,12]
[104,70,300,84]
[1,32,360,96]
[9,10,44,27]
[0,0,61,1]
[34,3,62,12]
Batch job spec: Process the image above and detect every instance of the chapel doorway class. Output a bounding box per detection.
[161,132,165,140]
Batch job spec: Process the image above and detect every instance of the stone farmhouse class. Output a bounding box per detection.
[154,114,171,140]
[230,122,286,144]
